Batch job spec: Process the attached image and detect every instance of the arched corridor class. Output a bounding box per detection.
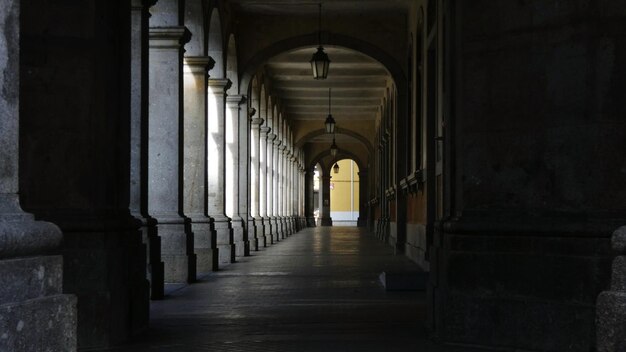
[2,1,626,352]
[105,227,472,352]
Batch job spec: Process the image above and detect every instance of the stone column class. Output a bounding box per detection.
[305,169,316,226]
[321,174,333,226]
[226,94,247,257]
[284,149,292,235]
[265,132,277,244]
[258,125,270,247]
[250,117,264,250]
[207,78,235,264]
[278,145,287,235]
[272,138,283,239]
[357,169,369,227]
[149,26,195,283]
[287,154,294,234]
[0,1,75,349]
[238,106,251,257]
[183,56,217,273]
[129,5,155,332]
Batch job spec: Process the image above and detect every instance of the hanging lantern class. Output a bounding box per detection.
[333,163,340,174]
[330,137,338,157]
[310,3,330,79]
[325,88,335,133]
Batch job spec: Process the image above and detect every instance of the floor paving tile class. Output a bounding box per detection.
[106,227,478,352]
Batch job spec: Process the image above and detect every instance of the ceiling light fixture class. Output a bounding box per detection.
[325,88,336,133]
[310,3,330,80]
[330,135,338,157]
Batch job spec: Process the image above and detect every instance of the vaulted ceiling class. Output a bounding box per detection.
[229,0,413,169]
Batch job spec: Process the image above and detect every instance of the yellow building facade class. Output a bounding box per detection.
[329,159,360,226]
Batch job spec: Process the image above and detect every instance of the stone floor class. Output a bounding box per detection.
[106,227,476,352]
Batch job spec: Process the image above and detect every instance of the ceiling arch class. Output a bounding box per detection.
[296,127,374,155]
[309,149,365,176]
[240,32,406,91]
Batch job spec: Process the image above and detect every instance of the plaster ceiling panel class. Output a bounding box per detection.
[264,45,390,143]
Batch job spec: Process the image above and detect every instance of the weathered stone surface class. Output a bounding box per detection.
[597,291,626,352]
[0,256,63,303]
[0,294,77,352]
[0,219,62,259]
[437,229,611,351]
[611,226,626,253]
[0,256,76,352]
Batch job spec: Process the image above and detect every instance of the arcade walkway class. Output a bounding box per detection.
[107,227,474,352]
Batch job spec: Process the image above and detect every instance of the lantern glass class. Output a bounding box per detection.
[333,163,339,174]
[310,47,330,80]
[330,140,338,157]
[325,114,335,134]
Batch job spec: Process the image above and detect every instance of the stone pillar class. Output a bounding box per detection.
[265,132,277,244]
[357,169,369,227]
[148,26,195,283]
[285,153,291,234]
[288,153,295,234]
[238,105,251,257]
[278,145,288,235]
[305,169,316,226]
[0,1,76,349]
[207,78,235,264]
[258,125,270,247]
[183,56,218,273]
[249,117,264,250]
[321,175,333,226]
[129,4,154,334]
[226,94,248,257]
[272,138,283,239]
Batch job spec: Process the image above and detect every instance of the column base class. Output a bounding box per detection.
[0,255,77,352]
[263,217,274,244]
[271,217,282,241]
[232,219,246,258]
[157,222,195,283]
[307,217,316,227]
[248,219,258,251]
[144,223,164,299]
[231,216,250,258]
[213,217,234,265]
[189,220,218,273]
[62,224,150,348]
[254,218,267,248]
[321,217,333,226]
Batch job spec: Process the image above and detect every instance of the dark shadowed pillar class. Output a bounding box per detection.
[1,1,76,350]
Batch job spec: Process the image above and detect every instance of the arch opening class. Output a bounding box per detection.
[329,159,360,227]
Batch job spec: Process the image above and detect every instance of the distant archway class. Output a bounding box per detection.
[329,159,360,227]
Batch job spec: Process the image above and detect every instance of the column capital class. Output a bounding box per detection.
[184,56,215,73]
[226,94,247,106]
[149,26,191,48]
[132,0,157,10]
[208,78,232,92]
[251,117,264,126]
[260,126,271,135]
[268,133,278,141]
[279,145,287,151]
[273,139,282,146]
